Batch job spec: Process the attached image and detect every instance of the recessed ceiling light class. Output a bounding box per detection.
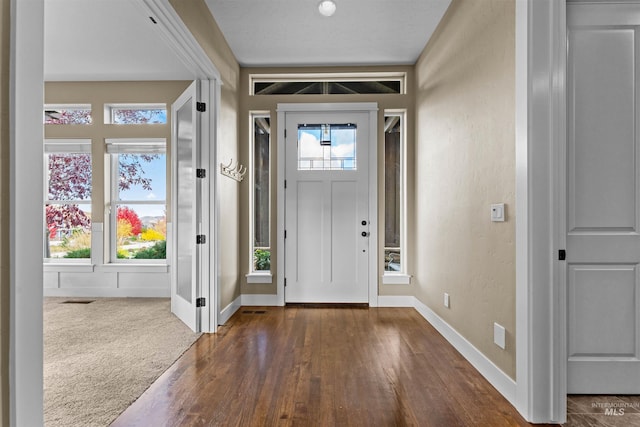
[318,0,337,17]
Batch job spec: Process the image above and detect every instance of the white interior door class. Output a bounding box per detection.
[284,112,370,303]
[171,81,202,332]
[567,3,640,393]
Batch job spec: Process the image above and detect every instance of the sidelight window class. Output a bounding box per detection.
[249,113,272,275]
[383,111,408,282]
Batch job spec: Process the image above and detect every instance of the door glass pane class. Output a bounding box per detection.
[298,123,356,170]
[176,100,193,302]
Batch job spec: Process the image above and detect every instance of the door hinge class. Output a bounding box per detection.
[559,249,566,261]
[284,278,287,287]
[196,235,206,244]
[196,102,206,112]
[284,129,287,138]
[284,230,287,239]
[196,168,206,178]
[196,297,206,307]
[284,180,287,189]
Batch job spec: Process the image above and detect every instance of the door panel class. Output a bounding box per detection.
[285,112,369,303]
[567,3,640,393]
[569,27,637,232]
[171,81,200,332]
[296,181,324,283]
[331,181,358,284]
[569,265,637,357]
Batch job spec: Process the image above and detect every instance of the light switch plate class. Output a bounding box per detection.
[491,203,505,222]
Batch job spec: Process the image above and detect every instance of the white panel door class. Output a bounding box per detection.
[285,112,370,303]
[567,3,640,393]
[171,81,202,332]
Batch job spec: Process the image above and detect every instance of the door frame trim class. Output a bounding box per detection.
[515,0,567,423]
[276,103,379,306]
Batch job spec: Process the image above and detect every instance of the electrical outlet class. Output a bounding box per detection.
[444,293,450,308]
[494,323,506,349]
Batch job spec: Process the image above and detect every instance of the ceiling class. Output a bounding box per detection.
[204,0,452,67]
[44,0,452,81]
[44,0,195,81]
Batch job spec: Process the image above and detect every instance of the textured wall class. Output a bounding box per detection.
[414,0,516,378]
[238,66,416,297]
[171,0,241,309]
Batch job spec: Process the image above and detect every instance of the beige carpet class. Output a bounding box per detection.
[44,297,201,427]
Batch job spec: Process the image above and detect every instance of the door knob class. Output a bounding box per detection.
[361,231,368,237]
[361,220,367,226]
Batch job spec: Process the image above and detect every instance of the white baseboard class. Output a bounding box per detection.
[412,297,517,407]
[219,295,242,325]
[377,295,415,307]
[43,288,170,298]
[241,294,280,306]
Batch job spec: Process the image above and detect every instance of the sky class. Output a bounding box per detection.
[298,125,356,170]
[119,154,167,218]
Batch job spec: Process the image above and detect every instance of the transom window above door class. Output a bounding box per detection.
[297,123,357,171]
[250,72,406,95]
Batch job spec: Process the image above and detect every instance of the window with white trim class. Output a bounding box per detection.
[249,113,271,275]
[384,111,407,277]
[104,103,167,124]
[44,104,92,125]
[106,139,167,262]
[44,139,92,261]
[250,72,406,95]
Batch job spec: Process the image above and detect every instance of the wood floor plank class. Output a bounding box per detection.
[111,307,559,427]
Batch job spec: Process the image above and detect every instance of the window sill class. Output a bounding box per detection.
[382,274,411,285]
[43,263,95,273]
[246,272,273,284]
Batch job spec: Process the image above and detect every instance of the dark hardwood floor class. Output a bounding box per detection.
[112,307,558,426]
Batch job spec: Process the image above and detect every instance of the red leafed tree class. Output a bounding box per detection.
[46,153,92,239]
[117,206,142,236]
[46,153,158,236]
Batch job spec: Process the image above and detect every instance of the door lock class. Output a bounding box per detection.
[361,231,369,237]
[361,220,367,226]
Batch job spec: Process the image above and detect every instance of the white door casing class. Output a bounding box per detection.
[284,112,370,303]
[277,103,378,306]
[567,2,640,393]
[171,80,203,332]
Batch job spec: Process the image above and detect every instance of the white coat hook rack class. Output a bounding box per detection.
[220,158,246,182]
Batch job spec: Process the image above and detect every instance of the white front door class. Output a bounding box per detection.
[284,111,371,303]
[567,2,640,393]
[171,81,203,332]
